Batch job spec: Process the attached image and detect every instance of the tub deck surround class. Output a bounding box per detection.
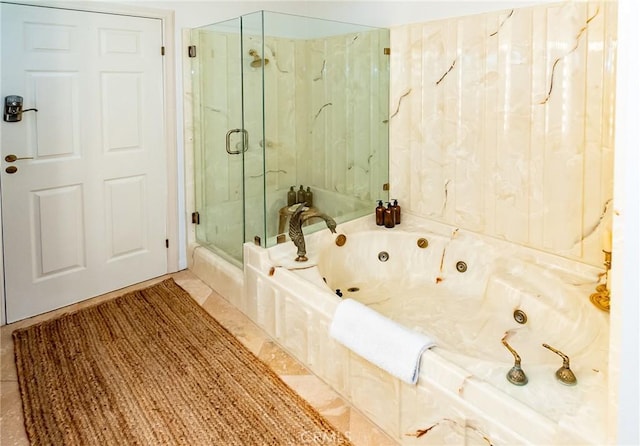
[243,213,609,445]
[188,242,244,303]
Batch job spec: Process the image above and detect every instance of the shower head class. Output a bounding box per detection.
[249,49,269,68]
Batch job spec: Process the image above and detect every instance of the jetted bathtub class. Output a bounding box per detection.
[243,213,609,445]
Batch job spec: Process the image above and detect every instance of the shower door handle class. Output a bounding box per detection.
[225,128,249,155]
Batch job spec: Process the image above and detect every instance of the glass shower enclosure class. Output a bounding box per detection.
[191,11,390,267]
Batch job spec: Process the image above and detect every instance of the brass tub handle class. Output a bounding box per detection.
[542,343,577,386]
[502,338,528,386]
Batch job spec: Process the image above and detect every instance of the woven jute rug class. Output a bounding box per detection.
[13,278,351,446]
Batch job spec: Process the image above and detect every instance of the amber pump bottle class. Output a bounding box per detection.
[297,185,305,203]
[391,199,401,225]
[305,187,314,207]
[384,202,395,228]
[287,186,297,206]
[375,200,385,226]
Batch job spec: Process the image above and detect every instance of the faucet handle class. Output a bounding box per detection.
[542,343,577,386]
[502,338,528,386]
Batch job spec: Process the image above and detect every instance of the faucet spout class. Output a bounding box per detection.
[288,203,337,262]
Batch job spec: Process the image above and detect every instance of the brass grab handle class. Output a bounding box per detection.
[542,343,577,386]
[5,154,33,163]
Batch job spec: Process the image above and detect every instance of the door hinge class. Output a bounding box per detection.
[192,211,200,225]
[188,45,196,58]
[165,238,169,248]
[383,47,390,55]
[161,46,165,56]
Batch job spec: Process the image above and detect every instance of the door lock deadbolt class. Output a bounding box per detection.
[4,95,38,122]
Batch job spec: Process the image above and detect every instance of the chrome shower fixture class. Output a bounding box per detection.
[249,49,269,67]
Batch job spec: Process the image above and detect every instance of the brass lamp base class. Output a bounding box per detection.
[590,285,610,312]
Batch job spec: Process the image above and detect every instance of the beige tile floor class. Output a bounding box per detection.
[1,270,398,446]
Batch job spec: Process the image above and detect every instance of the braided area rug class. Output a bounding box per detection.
[13,278,351,446]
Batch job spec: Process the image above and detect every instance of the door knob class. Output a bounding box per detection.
[5,154,33,162]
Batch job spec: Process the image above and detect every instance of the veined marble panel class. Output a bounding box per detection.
[296,30,388,202]
[389,1,616,267]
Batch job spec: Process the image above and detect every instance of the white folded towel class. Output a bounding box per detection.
[329,298,435,385]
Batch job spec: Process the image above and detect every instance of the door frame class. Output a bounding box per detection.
[0,0,179,325]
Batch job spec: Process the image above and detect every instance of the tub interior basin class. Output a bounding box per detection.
[315,232,609,366]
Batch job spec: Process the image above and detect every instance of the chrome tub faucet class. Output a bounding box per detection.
[288,203,337,262]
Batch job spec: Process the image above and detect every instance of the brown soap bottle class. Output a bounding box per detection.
[384,202,395,228]
[305,187,314,207]
[375,200,385,226]
[391,199,401,225]
[287,186,297,206]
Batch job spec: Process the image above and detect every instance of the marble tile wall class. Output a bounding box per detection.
[293,31,389,202]
[260,28,389,226]
[241,29,389,204]
[389,1,617,267]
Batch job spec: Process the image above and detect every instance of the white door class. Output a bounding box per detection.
[1,4,168,322]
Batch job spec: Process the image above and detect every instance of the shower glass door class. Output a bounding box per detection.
[191,15,266,267]
[239,12,267,251]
